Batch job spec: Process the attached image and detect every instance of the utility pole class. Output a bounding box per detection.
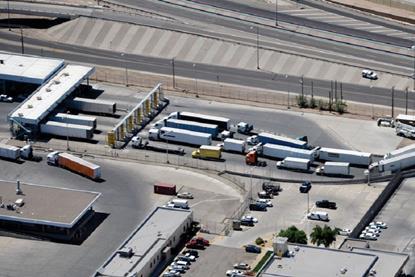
[7,0,11,31]
[20,27,24,54]
[275,0,278,26]
[256,26,260,69]
[340,82,343,101]
[311,81,314,99]
[172,58,176,89]
[391,86,395,118]
[335,80,337,102]
[406,87,409,115]
[300,75,304,97]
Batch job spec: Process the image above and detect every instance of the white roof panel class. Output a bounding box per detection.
[0,52,64,84]
[10,65,95,125]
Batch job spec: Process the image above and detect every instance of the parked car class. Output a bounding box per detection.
[372,221,387,229]
[0,94,13,102]
[176,255,195,263]
[256,198,273,207]
[299,181,312,193]
[359,233,377,240]
[240,218,254,226]
[316,200,337,209]
[362,69,378,80]
[262,181,281,195]
[185,240,204,249]
[177,192,194,199]
[170,262,189,270]
[249,203,267,211]
[226,269,245,276]
[194,236,210,246]
[241,215,258,223]
[338,228,351,236]
[233,263,251,270]
[166,269,181,276]
[245,244,261,253]
[168,265,186,273]
[183,249,199,257]
[258,191,273,199]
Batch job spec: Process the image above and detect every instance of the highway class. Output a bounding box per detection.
[0,30,412,109]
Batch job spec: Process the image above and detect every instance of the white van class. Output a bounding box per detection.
[169,199,189,209]
[307,211,329,222]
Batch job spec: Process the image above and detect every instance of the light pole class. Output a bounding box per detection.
[20,27,24,54]
[307,189,310,213]
[171,58,176,89]
[192,63,198,93]
[249,166,256,201]
[411,45,415,94]
[250,26,260,69]
[66,111,70,151]
[275,0,278,26]
[7,0,11,31]
[120,53,128,87]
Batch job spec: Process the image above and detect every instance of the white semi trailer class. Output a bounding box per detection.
[262,144,318,161]
[69,98,116,115]
[374,152,415,173]
[51,113,97,129]
[316,162,350,176]
[149,127,212,146]
[319,148,372,166]
[276,157,311,171]
[384,144,415,159]
[223,138,246,153]
[40,121,94,140]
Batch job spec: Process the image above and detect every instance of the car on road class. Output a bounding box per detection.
[316,200,337,209]
[0,94,13,102]
[233,263,251,270]
[226,269,245,276]
[256,198,273,207]
[241,215,258,223]
[177,192,194,199]
[299,181,312,193]
[396,127,415,139]
[245,244,261,254]
[337,228,351,236]
[362,69,378,80]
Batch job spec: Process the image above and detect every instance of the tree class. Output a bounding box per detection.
[277,225,307,244]
[310,225,339,247]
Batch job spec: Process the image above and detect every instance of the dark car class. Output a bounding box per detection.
[183,249,199,257]
[316,200,337,209]
[299,181,312,193]
[240,218,255,226]
[245,244,261,254]
[262,181,281,195]
[249,203,267,211]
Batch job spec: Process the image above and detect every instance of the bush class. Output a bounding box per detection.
[296,95,308,108]
[277,226,307,244]
[334,100,347,114]
[309,97,317,109]
[255,237,265,245]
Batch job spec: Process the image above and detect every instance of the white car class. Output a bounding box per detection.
[226,269,245,276]
[360,233,377,240]
[184,253,196,261]
[233,263,250,270]
[362,69,378,80]
[256,199,273,207]
[0,94,12,102]
[362,230,380,237]
[241,215,258,223]
[338,228,351,236]
[177,192,193,199]
[373,221,387,229]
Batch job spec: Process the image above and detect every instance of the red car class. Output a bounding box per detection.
[195,237,210,246]
[186,240,205,249]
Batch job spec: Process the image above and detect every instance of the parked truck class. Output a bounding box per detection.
[316,162,350,176]
[245,150,267,167]
[167,199,189,209]
[47,151,101,180]
[257,132,307,149]
[0,144,19,160]
[384,144,415,159]
[276,157,311,171]
[154,183,176,195]
[40,121,94,140]
[223,138,246,153]
[51,113,97,129]
[165,119,219,137]
[318,147,372,166]
[168,111,230,131]
[374,152,415,173]
[262,143,318,161]
[68,97,116,115]
[231,122,253,134]
[149,127,212,146]
[192,145,221,160]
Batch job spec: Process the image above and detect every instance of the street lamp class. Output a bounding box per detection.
[7,0,11,31]
[66,111,70,151]
[120,53,128,87]
[192,63,198,93]
[250,26,260,69]
[275,0,278,26]
[249,166,256,201]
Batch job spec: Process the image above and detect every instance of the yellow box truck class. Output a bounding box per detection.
[192,145,222,160]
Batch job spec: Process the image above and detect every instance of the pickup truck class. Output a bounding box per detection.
[316,200,337,209]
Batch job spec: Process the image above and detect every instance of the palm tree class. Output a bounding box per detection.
[310,225,338,247]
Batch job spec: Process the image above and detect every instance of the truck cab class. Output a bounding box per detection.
[47,151,60,165]
[236,122,253,134]
[20,145,33,160]
[148,128,160,140]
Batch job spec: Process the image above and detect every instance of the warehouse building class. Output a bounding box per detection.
[95,207,193,277]
[0,180,100,242]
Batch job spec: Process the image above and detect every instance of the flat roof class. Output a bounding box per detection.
[0,51,64,84]
[0,180,100,228]
[351,248,408,277]
[97,207,192,277]
[261,245,377,277]
[320,147,372,157]
[10,65,95,125]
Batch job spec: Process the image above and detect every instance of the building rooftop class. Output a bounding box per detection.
[351,247,409,277]
[0,51,64,84]
[97,207,192,277]
[0,180,100,228]
[261,244,377,277]
[10,64,95,125]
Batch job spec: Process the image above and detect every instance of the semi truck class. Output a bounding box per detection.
[384,144,415,159]
[40,121,94,140]
[262,143,318,161]
[149,127,212,146]
[257,132,307,149]
[276,157,311,171]
[68,97,116,115]
[245,150,267,167]
[0,143,32,160]
[316,162,350,176]
[168,111,230,131]
[318,147,372,166]
[223,138,246,153]
[51,113,97,129]
[230,122,253,134]
[192,145,222,160]
[47,151,101,180]
[374,152,415,173]
[165,119,219,137]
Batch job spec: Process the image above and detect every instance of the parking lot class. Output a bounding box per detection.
[218,178,386,248]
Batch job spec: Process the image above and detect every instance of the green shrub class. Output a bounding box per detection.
[255,237,265,245]
[296,95,308,108]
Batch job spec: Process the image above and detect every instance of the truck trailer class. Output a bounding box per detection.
[276,157,311,171]
[316,162,350,176]
[192,145,222,159]
[374,152,415,173]
[257,132,307,149]
[262,143,318,161]
[40,121,94,140]
[223,138,246,153]
[318,147,372,166]
[47,151,101,180]
[165,118,219,137]
[0,144,21,160]
[149,127,212,146]
[154,183,176,195]
[384,144,415,159]
[69,97,116,115]
[168,111,230,131]
[51,113,97,129]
